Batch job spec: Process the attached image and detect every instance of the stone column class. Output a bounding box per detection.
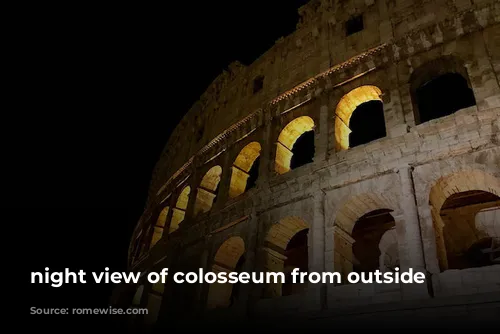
[332,226,355,284]
[214,149,232,211]
[193,248,209,315]
[262,247,287,298]
[233,211,258,315]
[315,104,329,162]
[303,192,326,311]
[257,118,272,188]
[398,165,429,299]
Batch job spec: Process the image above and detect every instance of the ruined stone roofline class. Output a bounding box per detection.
[152,2,325,167]
[149,1,498,210]
[152,43,389,199]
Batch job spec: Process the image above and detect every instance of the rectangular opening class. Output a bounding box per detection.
[253,75,264,94]
[346,15,364,36]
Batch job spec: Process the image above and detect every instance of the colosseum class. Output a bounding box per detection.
[111,0,500,330]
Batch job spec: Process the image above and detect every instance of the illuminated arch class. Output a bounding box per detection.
[275,116,315,174]
[262,217,309,297]
[150,206,170,249]
[334,85,384,151]
[333,193,396,280]
[429,170,500,271]
[207,236,246,309]
[229,142,261,198]
[169,185,191,233]
[194,166,222,215]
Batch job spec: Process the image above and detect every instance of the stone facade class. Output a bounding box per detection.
[112,0,500,330]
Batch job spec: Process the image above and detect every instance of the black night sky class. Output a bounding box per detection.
[13,1,309,328]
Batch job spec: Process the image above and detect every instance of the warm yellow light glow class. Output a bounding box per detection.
[262,217,309,297]
[207,236,245,309]
[150,206,169,249]
[264,216,309,250]
[275,116,314,174]
[200,166,222,191]
[156,206,169,228]
[194,166,222,215]
[169,186,191,233]
[334,85,382,151]
[169,209,184,233]
[229,142,261,198]
[150,226,163,250]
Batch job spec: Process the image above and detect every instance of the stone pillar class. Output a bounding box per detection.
[332,226,355,283]
[214,150,232,210]
[193,248,209,314]
[303,192,326,311]
[234,211,258,313]
[309,193,326,279]
[257,119,273,187]
[398,165,430,299]
[206,264,233,309]
[262,247,287,297]
[314,104,329,162]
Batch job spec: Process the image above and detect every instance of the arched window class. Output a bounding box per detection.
[150,206,169,249]
[334,85,386,151]
[229,142,261,198]
[169,185,190,233]
[410,56,476,125]
[262,217,309,297]
[351,209,396,274]
[206,236,246,309]
[429,170,500,271]
[194,166,222,215]
[275,116,315,174]
[333,193,397,282]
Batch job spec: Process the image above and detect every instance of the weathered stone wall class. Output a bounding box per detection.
[117,0,500,328]
[150,0,500,196]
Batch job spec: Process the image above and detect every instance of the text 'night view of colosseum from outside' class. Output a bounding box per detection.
[110,0,500,330]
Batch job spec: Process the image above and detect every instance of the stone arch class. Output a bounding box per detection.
[333,193,397,280]
[429,170,500,271]
[229,142,261,198]
[127,284,146,328]
[334,85,385,151]
[262,216,310,297]
[194,165,222,215]
[275,116,315,174]
[206,236,245,309]
[334,192,393,234]
[150,206,170,249]
[144,282,164,326]
[169,185,191,233]
[409,55,476,125]
[132,284,144,306]
[378,229,399,272]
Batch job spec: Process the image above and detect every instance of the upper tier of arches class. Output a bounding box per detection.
[130,50,492,265]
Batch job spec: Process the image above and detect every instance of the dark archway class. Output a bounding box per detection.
[352,208,395,273]
[416,73,476,124]
[290,130,315,170]
[245,156,260,191]
[229,255,246,306]
[348,100,386,148]
[282,228,309,296]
